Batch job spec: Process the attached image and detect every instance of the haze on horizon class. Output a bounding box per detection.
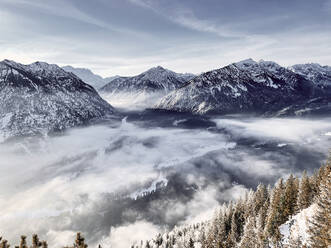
[1,0,331,77]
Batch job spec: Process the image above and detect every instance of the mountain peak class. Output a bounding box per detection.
[1,59,66,76]
[29,61,63,73]
[235,58,257,66]
[146,66,168,74]
[1,59,22,68]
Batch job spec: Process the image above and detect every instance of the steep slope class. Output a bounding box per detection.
[290,63,331,94]
[62,65,119,89]
[0,60,115,140]
[99,66,195,109]
[155,59,324,115]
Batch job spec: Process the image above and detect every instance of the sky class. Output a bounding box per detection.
[1,0,331,77]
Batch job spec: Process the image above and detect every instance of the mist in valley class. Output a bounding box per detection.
[0,114,330,248]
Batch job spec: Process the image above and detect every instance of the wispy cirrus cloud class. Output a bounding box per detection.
[128,0,240,38]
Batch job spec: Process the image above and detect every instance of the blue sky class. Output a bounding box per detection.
[1,0,331,76]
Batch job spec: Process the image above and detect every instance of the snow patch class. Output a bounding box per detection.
[280,204,317,246]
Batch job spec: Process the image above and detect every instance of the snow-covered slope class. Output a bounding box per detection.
[0,60,115,141]
[290,63,331,93]
[280,204,317,246]
[155,59,325,115]
[62,65,119,89]
[100,66,195,110]
[100,66,194,94]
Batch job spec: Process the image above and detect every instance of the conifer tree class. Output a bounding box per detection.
[297,171,312,210]
[229,213,238,245]
[188,238,194,248]
[283,174,298,220]
[32,234,42,248]
[215,210,227,248]
[155,234,163,246]
[41,241,47,248]
[264,178,284,246]
[256,203,268,248]
[0,239,10,248]
[288,234,302,248]
[19,236,27,248]
[308,162,331,248]
[206,212,219,248]
[199,227,207,248]
[253,184,268,216]
[239,217,258,248]
[74,233,87,248]
[311,164,327,198]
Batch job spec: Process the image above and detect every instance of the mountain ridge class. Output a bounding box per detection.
[100,66,195,94]
[62,65,120,89]
[155,59,330,116]
[0,59,116,141]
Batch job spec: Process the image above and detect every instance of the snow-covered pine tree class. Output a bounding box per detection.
[264,178,284,246]
[19,236,28,248]
[288,232,303,248]
[217,214,227,248]
[188,237,194,248]
[253,184,269,216]
[0,238,10,248]
[32,234,42,248]
[308,162,331,248]
[297,171,312,211]
[283,174,298,220]
[239,216,258,248]
[206,211,220,248]
[256,202,269,247]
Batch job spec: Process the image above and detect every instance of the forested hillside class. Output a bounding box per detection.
[0,159,330,248]
[135,158,331,248]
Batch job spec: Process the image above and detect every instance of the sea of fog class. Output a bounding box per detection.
[0,112,330,248]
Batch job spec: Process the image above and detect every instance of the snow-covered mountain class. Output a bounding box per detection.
[99,66,195,110]
[290,63,331,94]
[100,66,194,94]
[0,60,115,141]
[62,65,119,89]
[155,59,327,115]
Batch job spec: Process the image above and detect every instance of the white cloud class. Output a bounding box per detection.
[215,118,331,143]
[100,221,161,248]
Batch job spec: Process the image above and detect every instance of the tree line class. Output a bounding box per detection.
[138,158,330,248]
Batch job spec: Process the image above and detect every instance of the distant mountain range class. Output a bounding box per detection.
[0,60,115,141]
[62,65,119,89]
[0,58,330,140]
[155,59,331,116]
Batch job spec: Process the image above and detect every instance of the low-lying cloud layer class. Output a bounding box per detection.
[0,115,330,248]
